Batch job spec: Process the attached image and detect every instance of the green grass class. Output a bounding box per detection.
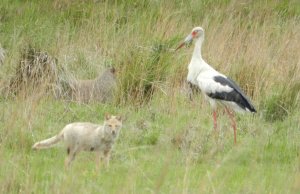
[1,0,300,193]
[1,96,299,193]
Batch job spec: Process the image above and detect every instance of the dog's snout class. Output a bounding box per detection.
[112,130,116,135]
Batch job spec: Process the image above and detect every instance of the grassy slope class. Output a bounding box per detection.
[0,0,300,193]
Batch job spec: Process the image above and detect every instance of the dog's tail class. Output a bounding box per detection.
[32,131,64,150]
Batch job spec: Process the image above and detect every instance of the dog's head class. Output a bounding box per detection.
[103,113,122,138]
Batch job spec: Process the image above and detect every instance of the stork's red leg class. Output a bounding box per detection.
[225,107,237,144]
[213,110,218,130]
[212,109,220,143]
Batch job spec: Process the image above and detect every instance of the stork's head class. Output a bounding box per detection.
[176,27,205,51]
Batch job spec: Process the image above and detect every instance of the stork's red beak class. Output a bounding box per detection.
[175,34,193,51]
[175,42,185,51]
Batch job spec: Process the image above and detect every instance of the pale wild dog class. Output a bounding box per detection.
[71,67,117,103]
[32,114,122,168]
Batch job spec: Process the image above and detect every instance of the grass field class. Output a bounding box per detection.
[0,0,300,193]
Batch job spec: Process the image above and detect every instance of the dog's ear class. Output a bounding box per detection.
[105,113,111,120]
[116,115,122,122]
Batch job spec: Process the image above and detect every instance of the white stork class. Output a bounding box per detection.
[176,27,256,144]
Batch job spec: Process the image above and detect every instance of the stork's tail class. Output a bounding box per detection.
[32,131,64,150]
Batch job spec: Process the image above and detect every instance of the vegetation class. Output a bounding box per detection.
[0,0,300,193]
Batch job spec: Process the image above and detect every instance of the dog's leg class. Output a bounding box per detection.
[103,150,111,168]
[64,147,78,169]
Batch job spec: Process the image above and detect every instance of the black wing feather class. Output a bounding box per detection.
[207,76,256,112]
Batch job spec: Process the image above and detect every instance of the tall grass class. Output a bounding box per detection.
[0,0,300,193]
[2,0,299,113]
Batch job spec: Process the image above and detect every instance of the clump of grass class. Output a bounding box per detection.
[263,81,300,121]
[5,45,73,99]
[264,93,288,122]
[115,39,176,105]
[8,45,58,96]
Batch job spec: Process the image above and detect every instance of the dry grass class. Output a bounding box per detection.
[0,1,300,193]
[7,46,60,97]
[0,45,5,66]
[2,46,75,101]
[1,0,297,108]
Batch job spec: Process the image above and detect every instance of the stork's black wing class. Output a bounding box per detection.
[207,76,256,112]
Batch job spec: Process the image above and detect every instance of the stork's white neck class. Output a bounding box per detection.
[192,37,204,60]
[187,36,214,84]
[189,36,212,70]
